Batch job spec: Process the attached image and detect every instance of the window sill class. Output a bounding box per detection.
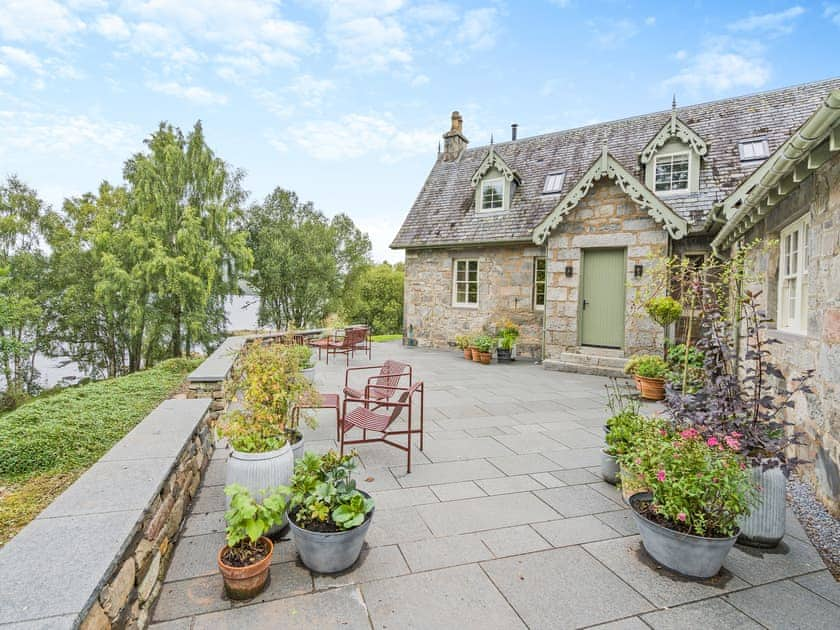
[452,303,479,310]
[770,328,810,343]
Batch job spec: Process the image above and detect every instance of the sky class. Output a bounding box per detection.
[1,1,838,264]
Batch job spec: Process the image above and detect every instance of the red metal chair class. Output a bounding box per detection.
[343,360,412,407]
[341,382,425,473]
[292,393,343,440]
[326,327,368,365]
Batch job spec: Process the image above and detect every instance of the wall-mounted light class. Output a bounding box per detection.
[634,264,644,279]
[565,265,573,277]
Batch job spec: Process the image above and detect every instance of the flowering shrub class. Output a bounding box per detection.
[624,355,668,379]
[621,425,756,537]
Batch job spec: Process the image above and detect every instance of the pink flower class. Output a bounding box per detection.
[680,428,698,439]
[707,437,719,447]
[677,512,687,522]
[725,435,741,450]
[659,429,668,436]
[656,470,666,482]
[635,458,642,465]
[740,462,746,470]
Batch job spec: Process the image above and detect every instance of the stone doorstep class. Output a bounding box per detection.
[543,358,628,379]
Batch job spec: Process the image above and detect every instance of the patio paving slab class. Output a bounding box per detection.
[533,484,624,517]
[393,459,503,488]
[544,446,603,468]
[368,486,438,510]
[481,546,654,629]
[476,474,544,495]
[476,525,551,557]
[190,586,371,630]
[543,428,605,448]
[429,480,486,501]
[313,545,409,589]
[364,507,435,547]
[595,509,639,536]
[793,569,840,605]
[529,472,568,488]
[492,433,567,454]
[549,467,602,485]
[584,535,751,608]
[722,579,840,629]
[589,618,650,629]
[416,492,558,536]
[723,537,826,585]
[532,515,622,547]
[421,437,514,462]
[399,533,494,572]
[641,597,762,629]
[181,510,225,538]
[362,564,525,630]
[486,453,562,475]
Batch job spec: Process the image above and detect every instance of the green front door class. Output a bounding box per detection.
[580,248,625,349]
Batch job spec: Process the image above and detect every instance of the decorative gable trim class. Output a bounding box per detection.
[532,147,689,244]
[470,146,521,187]
[640,108,708,164]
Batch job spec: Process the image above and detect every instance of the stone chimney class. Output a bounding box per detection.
[441,111,468,162]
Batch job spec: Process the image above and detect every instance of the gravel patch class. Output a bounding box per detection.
[787,476,840,579]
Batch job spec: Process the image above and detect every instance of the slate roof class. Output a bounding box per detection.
[391,77,840,249]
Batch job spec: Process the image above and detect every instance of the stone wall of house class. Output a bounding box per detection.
[543,179,668,359]
[403,244,545,358]
[738,151,840,515]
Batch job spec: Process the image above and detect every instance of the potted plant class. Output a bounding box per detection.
[473,335,494,365]
[469,338,481,362]
[621,425,756,578]
[286,451,375,574]
[218,484,287,600]
[220,342,319,517]
[495,320,520,362]
[455,334,472,360]
[624,354,668,400]
[601,381,644,485]
[645,296,683,356]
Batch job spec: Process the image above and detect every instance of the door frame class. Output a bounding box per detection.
[577,247,627,350]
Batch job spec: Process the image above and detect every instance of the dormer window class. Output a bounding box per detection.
[480,178,505,210]
[654,152,689,193]
[738,139,770,161]
[543,172,565,194]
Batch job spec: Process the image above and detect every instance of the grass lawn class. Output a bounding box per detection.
[0,357,200,547]
[371,334,402,342]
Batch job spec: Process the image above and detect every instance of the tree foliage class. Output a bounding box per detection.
[341,262,404,334]
[245,188,371,329]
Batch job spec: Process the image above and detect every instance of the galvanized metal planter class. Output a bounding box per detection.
[226,444,296,528]
[738,464,786,548]
[288,493,374,574]
[600,449,620,485]
[629,493,739,579]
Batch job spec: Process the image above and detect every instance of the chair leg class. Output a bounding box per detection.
[335,406,340,441]
[407,407,412,474]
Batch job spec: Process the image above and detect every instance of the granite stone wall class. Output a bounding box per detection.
[403,244,545,358]
[543,179,668,359]
[737,151,840,515]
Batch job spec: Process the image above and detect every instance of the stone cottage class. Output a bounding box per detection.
[391,78,840,511]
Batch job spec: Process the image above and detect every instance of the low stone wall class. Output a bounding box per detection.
[186,335,248,422]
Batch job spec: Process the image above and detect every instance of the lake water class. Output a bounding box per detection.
[29,295,264,389]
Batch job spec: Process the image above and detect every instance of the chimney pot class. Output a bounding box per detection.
[511,123,518,141]
[442,110,468,162]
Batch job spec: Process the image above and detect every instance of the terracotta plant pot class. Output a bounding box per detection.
[635,375,665,401]
[463,348,472,359]
[478,351,492,365]
[218,536,273,600]
[470,347,480,361]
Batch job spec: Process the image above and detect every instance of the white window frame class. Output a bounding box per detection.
[777,215,810,334]
[738,138,770,161]
[453,259,479,308]
[479,177,505,212]
[533,257,546,310]
[542,172,565,194]
[653,151,690,194]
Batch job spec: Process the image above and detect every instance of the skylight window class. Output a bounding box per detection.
[738,139,770,161]
[543,172,565,193]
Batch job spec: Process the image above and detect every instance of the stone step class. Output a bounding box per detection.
[543,359,629,379]
[558,352,628,371]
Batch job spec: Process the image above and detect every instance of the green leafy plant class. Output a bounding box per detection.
[619,427,756,537]
[287,450,374,532]
[454,334,472,350]
[472,335,494,353]
[495,319,520,351]
[645,296,683,328]
[220,342,319,452]
[624,355,668,379]
[665,344,704,392]
[223,484,288,564]
[603,381,646,457]
[285,344,315,370]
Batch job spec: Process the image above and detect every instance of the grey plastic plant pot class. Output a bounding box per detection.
[738,463,786,548]
[629,493,739,579]
[226,444,295,531]
[600,449,620,485]
[288,495,374,574]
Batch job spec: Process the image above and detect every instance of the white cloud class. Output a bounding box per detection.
[729,6,805,35]
[289,75,335,108]
[0,0,85,47]
[644,16,657,26]
[288,113,437,161]
[0,64,14,80]
[663,37,771,95]
[329,14,412,71]
[1,47,45,75]
[146,80,228,105]
[411,74,430,87]
[94,14,131,40]
[457,8,499,51]
[824,5,840,26]
[587,18,639,48]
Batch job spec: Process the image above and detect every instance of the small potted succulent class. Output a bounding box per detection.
[472,335,494,365]
[495,320,520,363]
[455,334,472,359]
[624,354,668,400]
[620,426,756,578]
[220,342,319,516]
[286,451,375,574]
[217,484,287,600]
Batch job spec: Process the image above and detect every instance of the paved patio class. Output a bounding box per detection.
[151,342,840,629]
